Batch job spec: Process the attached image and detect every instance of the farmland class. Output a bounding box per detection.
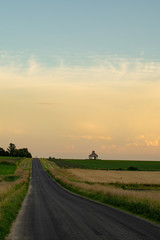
[0,162,16,175]
[53,159,160,171]
[0,157,32,240]
[66,168,160,184]
[44,158,160,224]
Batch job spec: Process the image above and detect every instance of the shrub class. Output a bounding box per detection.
[127,166,138,171]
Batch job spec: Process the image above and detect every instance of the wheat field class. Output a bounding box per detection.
[49,168,160,203]
[66,169,160,184]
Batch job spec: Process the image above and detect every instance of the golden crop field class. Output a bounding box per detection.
[66,169,160,184]
[49,168,160,202]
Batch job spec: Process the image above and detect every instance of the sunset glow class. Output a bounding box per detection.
[0,1,160,159]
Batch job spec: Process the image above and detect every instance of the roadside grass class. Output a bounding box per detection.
[40,158,59,170]
[42,159,160,224]
[0,158,31,240]
[19,158,32,170]
[52,175,160,223]
[53,159,160,171]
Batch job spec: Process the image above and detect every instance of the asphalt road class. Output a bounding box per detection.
[7,158,160,240]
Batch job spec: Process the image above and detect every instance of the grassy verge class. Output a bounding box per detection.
[43,164,160,225]
[0,158,31,240]
[40,158,59,170]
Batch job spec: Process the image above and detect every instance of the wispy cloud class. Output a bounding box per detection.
[65,135,111,141]
[27,56,41,74]
[1,52,160,159]
[127,135,160,147]
[1,52,160,88]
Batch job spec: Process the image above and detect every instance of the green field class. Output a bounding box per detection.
[0,157,21,175]
[0,156,21,164]
[0,156,21,161]
[0,163,17,175]
[53,159,160,171]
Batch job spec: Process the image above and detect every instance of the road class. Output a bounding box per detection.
[7,158,160,240]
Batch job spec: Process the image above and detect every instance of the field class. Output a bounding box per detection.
[0,157,22,175]
[53,159,160,171]
[0,157,32,240]
[66,169,160,184]
[44,158,160,224]
[0,163,17,175]
[0,156,21,162]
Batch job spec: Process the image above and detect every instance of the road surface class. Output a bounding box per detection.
[7,158,160,240]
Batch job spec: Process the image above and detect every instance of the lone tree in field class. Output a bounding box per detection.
[7,143,16,156]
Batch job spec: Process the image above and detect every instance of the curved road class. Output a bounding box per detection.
[8,158,160,240]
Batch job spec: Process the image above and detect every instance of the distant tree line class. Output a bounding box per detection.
[0,143,32,158]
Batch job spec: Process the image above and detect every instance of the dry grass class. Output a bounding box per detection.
[0,158,30,202]
[40,161,160,223]
[40,158,59,170]
[66,168,160,184]
[49,168,160,203]
[0,158,31,240]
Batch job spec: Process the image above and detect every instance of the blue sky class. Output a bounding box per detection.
[1,0,160,66]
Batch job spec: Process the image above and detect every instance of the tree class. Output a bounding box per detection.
[18,148,32,158]
[0,147,6,156]
[7,143,16,156]
[13,148,32,158]
[3,143,32,158]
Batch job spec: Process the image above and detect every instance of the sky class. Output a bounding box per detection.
[1,0,160,160]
